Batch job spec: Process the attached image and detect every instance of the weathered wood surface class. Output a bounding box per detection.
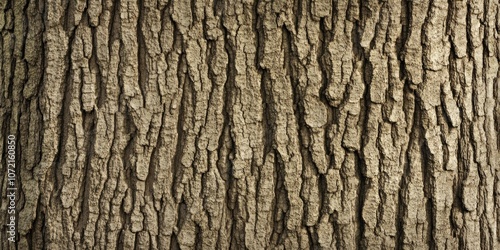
[1,0,499,249]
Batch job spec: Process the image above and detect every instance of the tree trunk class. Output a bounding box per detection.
[1,0,499,249]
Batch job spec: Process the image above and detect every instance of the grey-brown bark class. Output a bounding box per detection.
[1,0,499,249]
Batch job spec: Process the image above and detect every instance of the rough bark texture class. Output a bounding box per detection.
[1,0,500,249]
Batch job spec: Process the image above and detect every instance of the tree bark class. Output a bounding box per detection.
[1,0,499,249]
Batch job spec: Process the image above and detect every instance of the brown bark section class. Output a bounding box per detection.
[1,0,499,249]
